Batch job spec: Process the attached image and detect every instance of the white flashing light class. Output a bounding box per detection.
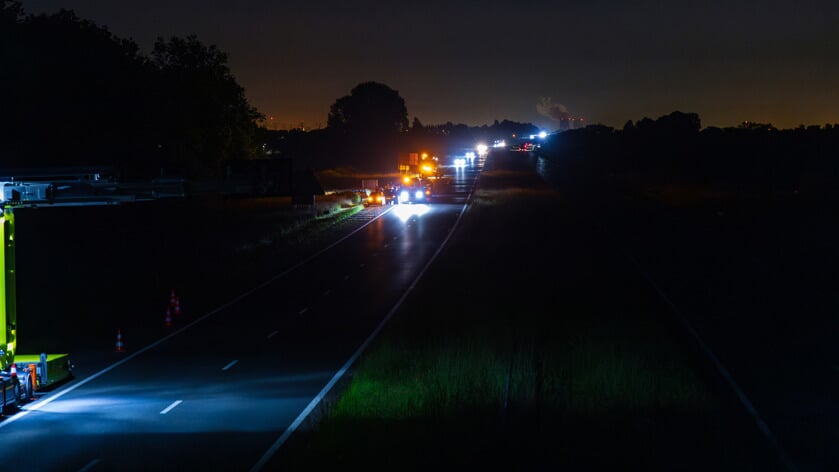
[539,131,547,138]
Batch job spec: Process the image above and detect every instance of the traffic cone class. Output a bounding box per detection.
[169,289,177,307]
[173,296,181,316]
[165,307,172,327]
[9,362,16,378]
[27,364,36,400]
[115,329,125,352]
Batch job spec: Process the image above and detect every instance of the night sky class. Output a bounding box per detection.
[21,0,839,131]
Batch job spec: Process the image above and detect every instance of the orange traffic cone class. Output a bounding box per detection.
[169,289,177,307]
[165,307,172,327]
[173,297,181,316]
[115,329,125,352]
[9,362,16,378]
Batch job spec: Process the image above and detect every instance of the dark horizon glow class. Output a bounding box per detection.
[21,0,839,131]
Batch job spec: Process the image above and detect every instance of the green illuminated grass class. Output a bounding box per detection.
[329,287,714,422]
[275,166,755,470]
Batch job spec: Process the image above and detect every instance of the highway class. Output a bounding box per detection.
[0,155,485,471]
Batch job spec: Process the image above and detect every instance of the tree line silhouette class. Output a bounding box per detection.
[538,111,839,201]
[1,1,262,179]
[1,2,538,178]
[6,1,835,187]
[267,81,541,173]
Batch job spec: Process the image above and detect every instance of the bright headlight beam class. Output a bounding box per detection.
[392,204,429,222]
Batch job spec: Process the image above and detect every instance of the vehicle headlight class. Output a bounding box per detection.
[415,190,423,199]
[400,190,409,201]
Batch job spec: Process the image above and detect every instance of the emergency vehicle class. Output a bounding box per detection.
[0,168,181,409]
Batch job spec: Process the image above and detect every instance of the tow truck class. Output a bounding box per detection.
[0,167,180,410]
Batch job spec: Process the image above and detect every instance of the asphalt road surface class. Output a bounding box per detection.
[0,155,485,471]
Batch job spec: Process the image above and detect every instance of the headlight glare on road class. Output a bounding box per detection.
[392,203,430,222]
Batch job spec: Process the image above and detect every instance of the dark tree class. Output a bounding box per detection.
[0,8,265,179]
[0,0,22,23]
[411,117,424,131]
[0,5,265,179]
[655,110,701,135]
[150,35,263,178]
[0,7,151,168]
[327,81,408,134]
[324,81,409,171]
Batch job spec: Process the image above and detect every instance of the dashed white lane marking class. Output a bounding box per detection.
[323,289,332,296]
[266,330,278,339]
[0,204,397,431]
[160,400,183,415]
[298,307,308,315]
[359,263,365,267]
[222,360,239,371]
[343,275,350,280]
[250,190,474,472]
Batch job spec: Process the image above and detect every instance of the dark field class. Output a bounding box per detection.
[273,152,787,470]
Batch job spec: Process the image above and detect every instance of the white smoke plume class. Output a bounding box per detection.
[536,97,572,121]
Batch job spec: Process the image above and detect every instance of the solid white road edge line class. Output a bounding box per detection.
[160,400,182,415]
[591,212,799,472]
[0,206,395,430]
[249,197,475,472]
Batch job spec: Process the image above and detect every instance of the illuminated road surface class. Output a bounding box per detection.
[0,155,486,471]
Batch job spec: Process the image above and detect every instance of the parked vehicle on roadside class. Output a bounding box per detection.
[364,189,386,206]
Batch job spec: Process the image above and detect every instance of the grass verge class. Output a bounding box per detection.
[273,164,755,470]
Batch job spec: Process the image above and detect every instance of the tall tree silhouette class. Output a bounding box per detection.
[325,81,409,171]
[0,6,150,169]
[0,7,263,178]
[150,35,263,178]
[327,81,408,134]
[0,0,22,23]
